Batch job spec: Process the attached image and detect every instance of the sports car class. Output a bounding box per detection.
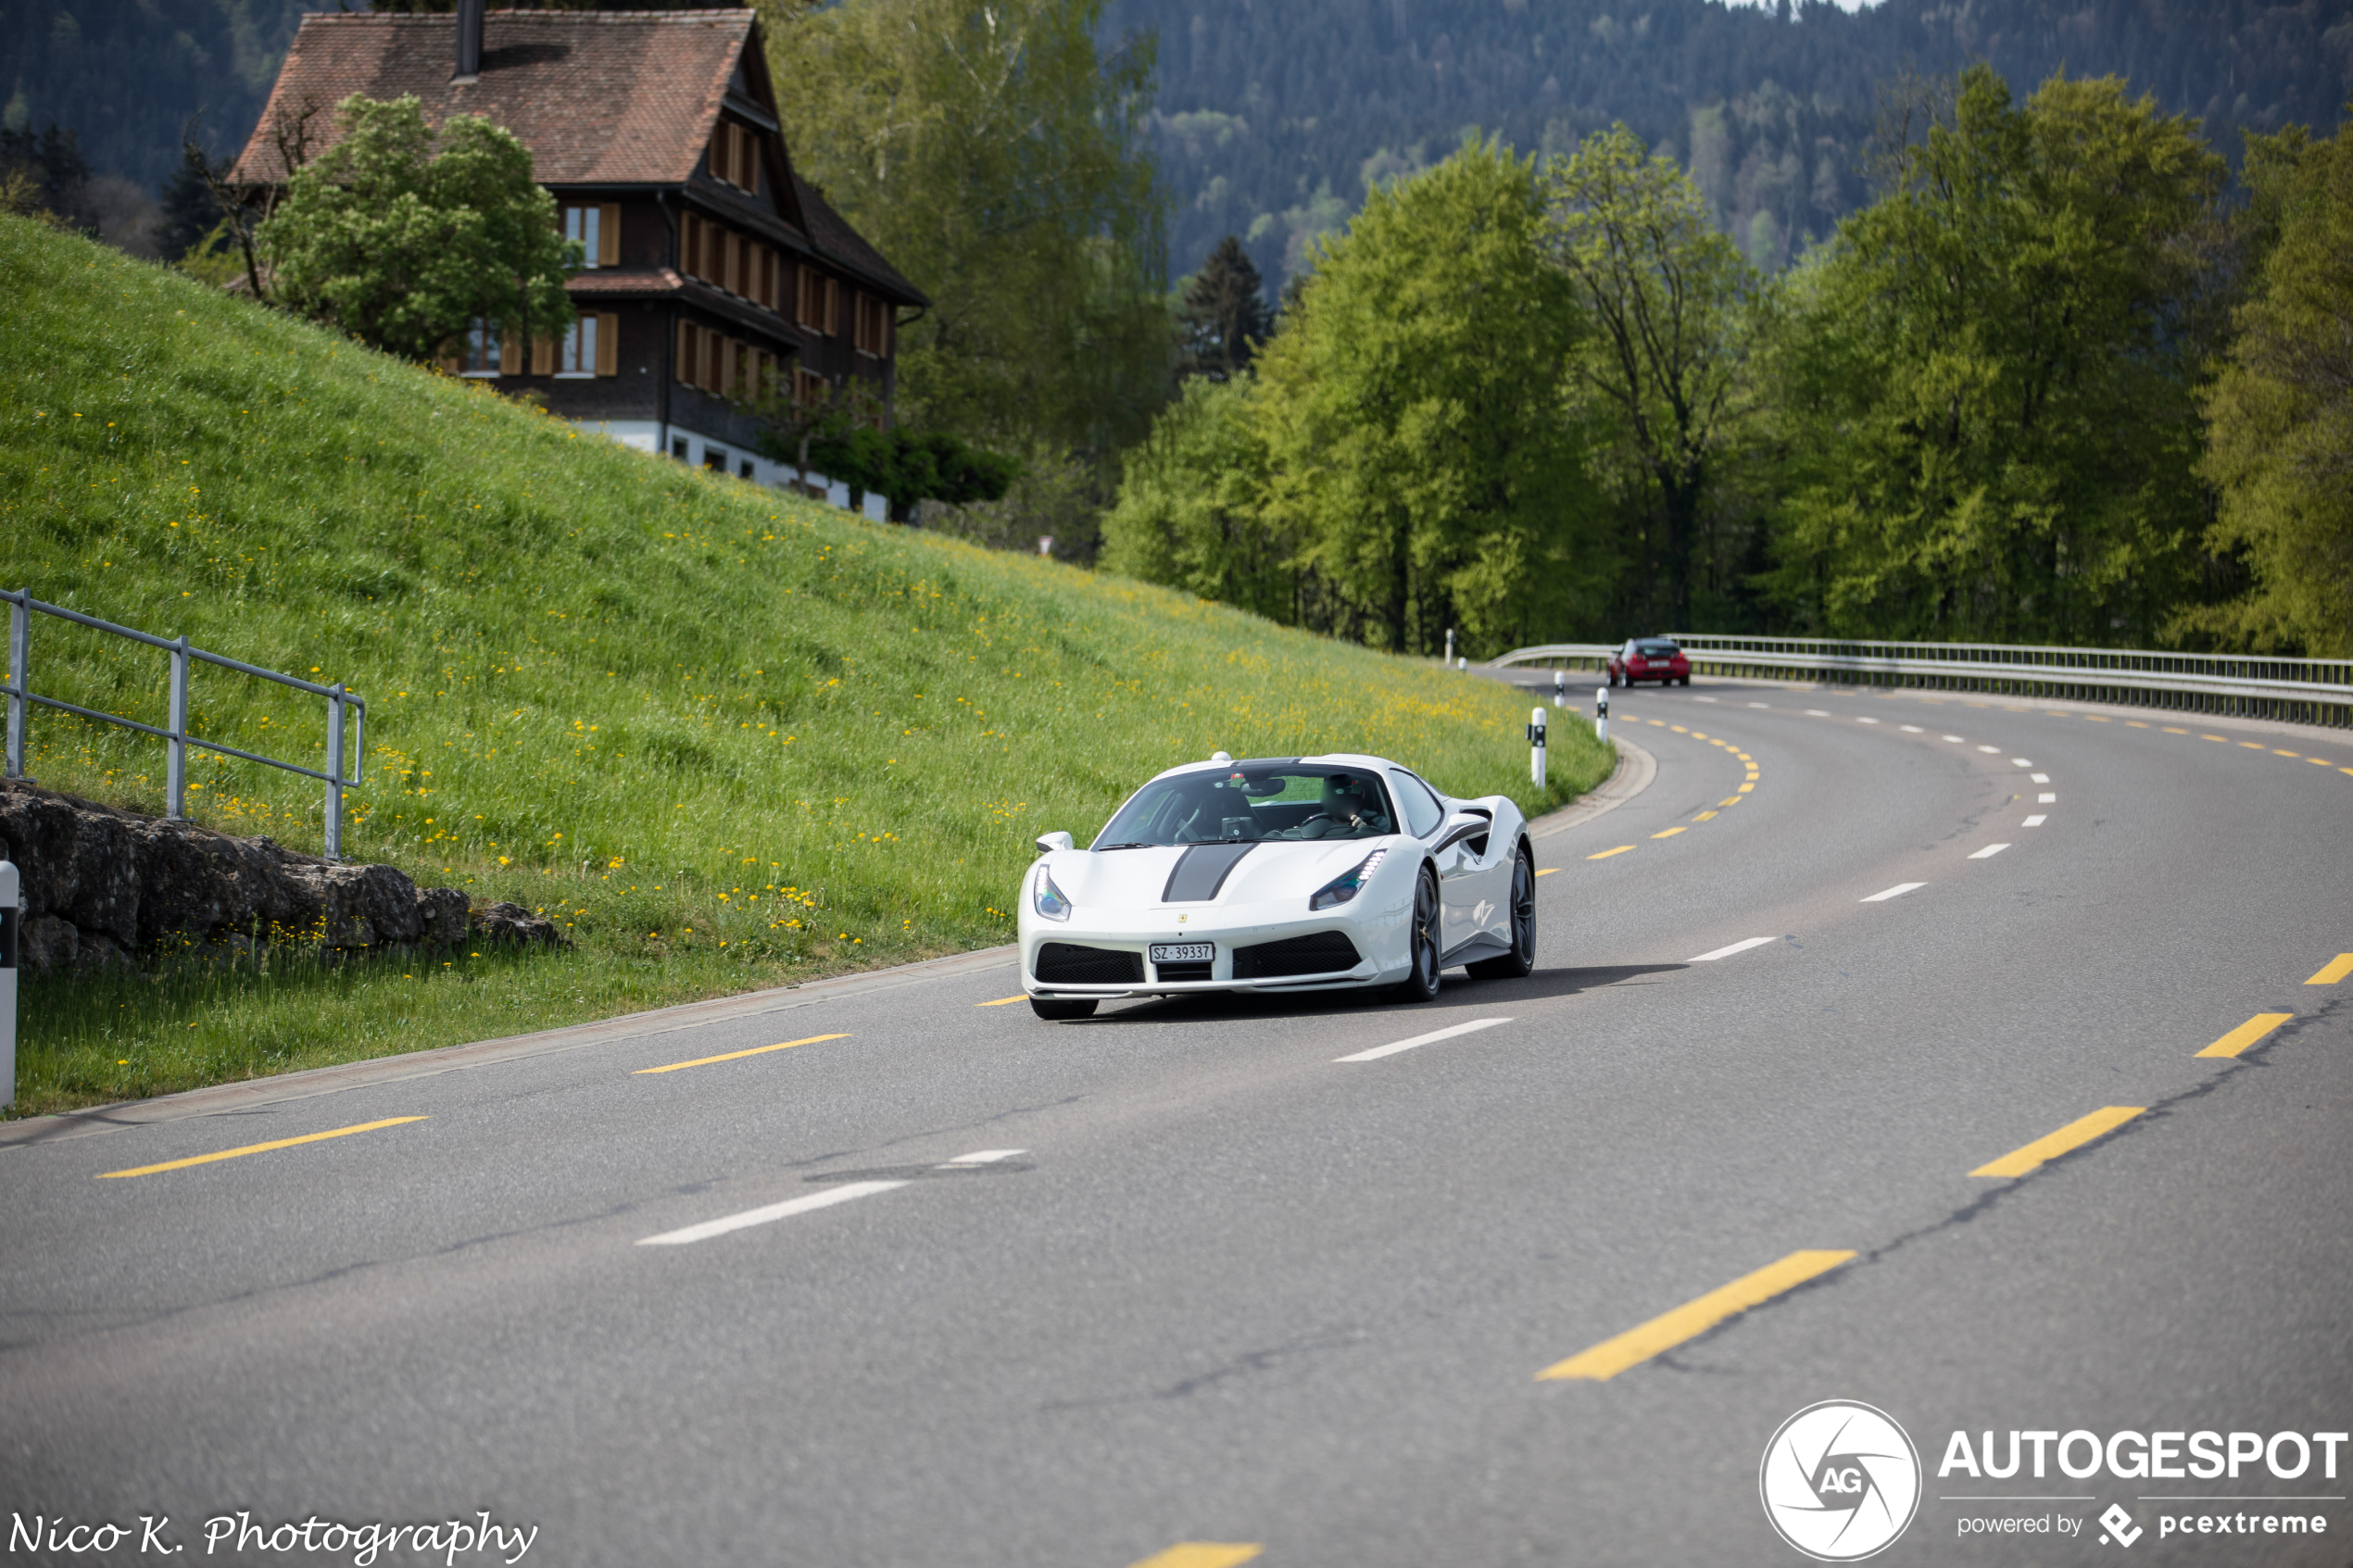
[1017,752,1537,1020]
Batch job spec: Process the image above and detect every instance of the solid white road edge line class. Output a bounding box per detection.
[637,1180,907,1246]
[1337,1018,1515,1063]
[1969,844,2012,859]
[1689,936,1776,962]
[1862,883,1928,902]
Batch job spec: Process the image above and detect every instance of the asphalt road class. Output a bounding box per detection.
[2,681,2348,1568]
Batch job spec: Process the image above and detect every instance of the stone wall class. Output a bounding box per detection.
[0,780,563,974]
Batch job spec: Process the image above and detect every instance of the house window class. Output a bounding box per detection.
[460,318,500,376]
[738,458,755,480]
[672,436,689,460]
[853,293,891,358]
[563,205,598,268]
[710,120,759,193]
[704,445,728,471]
[796,269,838,333]
[557,315,598,377]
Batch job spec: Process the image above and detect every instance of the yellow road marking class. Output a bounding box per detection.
[2163,726,2188,734]
[1693,810,1718,822]
[97,1117,428,1179]
[1970,1107,2145,1177]
[1537,1249,1856,1382]
[975,995,1030,1007]
[1719,795,1743,807]
[1127,1546,1263,1568]
[2274,749,2301,758]
[2311,758,2333,766]
[2197,1013,2294,1058]
[2203,734,2226,742]
[1670,724,1689,733]
[1737,783,1755,792]
[2083,716,2109,722]
[2344,768,2353,778]
[2127,721,2148,728]
[2308,955,2353,985]
[1646,719,1665,726]
[1534,867,1558,877]
[1651,826,1686,839]
[2240,741,2267,749]
[1588,846,1634,860]
[635,1033,849,1074]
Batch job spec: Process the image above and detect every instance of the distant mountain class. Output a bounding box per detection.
[1105,0,2353,289]
[1,0,309,189]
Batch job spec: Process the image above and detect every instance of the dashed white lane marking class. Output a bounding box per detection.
[2032,772,2050,783]
[1901,725,1924,733]
[1857,717,1880,724]
[940,1149,1027,1166]
[1943,734,1966,743]
[2023,814,2048,826]
[1806,709,1831,716]
[1689,936,1776,962]
[638,1181,908,1247]
[2038,792,2057,803]
[1862,883,1927,902]
[1748,701,1770,709]
[1970,844,2012,859]
[1337,1017,1514,1062]
[2011,758,2032,767]
[1977,745,2000,753]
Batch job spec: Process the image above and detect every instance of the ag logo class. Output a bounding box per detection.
[1760,1399,1922,1561]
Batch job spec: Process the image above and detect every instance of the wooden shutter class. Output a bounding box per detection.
[724,232,740,295]
[501,325,522,376]
[436,341,463,374]
[598,204,620,268]
[676,319,693,384]
[532,332,555,377]
[596,312,618,376]
[680,214,697,279]
[824,277,839,334]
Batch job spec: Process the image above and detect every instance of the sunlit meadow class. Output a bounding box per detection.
[0,215,1612,1113]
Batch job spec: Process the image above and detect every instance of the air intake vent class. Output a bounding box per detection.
[1232,931,1361,979]
[1034,942,1143,985]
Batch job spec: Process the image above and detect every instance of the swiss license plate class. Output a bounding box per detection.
[1151,943,1214,963]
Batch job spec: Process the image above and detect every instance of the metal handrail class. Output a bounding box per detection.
[3,589,366,859]
[1486,635,2353,729]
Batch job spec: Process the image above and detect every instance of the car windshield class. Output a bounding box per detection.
[1094,764,1397,847]
[1635,640,1680,658]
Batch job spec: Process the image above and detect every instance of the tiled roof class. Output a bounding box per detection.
[792,175,923,303]
[232,9,752,187]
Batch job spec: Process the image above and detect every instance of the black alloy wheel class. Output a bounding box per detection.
[1468,846,1537,979]
[1388,866,1443,1002]
[1030,997,1099,1021]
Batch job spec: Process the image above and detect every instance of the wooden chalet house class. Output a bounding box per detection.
[232,2,925,508]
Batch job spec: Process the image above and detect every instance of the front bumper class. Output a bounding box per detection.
[1021,900,1408,997]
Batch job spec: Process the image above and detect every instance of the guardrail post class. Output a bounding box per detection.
[1529,707,1547,789]
[1,858,17,1110]
[5,591,25,781]
[324,684,346,861]
[167,633,189,820]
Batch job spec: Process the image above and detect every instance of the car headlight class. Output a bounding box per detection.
[1309,848,1388,911]
[1033,864,1073,921]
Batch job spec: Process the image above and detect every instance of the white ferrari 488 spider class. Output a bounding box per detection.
[1017,752,1536,1020]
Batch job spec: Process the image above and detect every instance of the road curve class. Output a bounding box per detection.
[1,682,2347,1568]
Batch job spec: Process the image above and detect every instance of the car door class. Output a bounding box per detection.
[1391,769,1477,955]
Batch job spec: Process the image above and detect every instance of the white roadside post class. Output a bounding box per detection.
[1,858,17,1110]
[1444,628,1456,667]
[1554,669,1565,709]
[1529,707,1547,790]
[1595,685,1610,747]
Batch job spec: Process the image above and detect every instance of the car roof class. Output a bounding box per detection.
[1145,752,1397,784]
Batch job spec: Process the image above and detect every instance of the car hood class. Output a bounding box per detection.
[1051,837,1392,908]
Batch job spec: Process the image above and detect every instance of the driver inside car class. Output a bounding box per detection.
[1297,773,1389,838]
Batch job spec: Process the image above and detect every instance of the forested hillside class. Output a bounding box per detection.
[1106,0,2353,287]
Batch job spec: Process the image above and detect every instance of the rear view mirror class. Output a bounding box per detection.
[1035,831,1075,856]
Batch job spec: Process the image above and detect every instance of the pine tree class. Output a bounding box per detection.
[153,143,222,263]
[1175,234,1271,383]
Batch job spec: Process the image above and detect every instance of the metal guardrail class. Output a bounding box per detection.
[1488,635,2353,730]
[3,589,367,859]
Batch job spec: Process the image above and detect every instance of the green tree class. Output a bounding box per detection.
[761,0,1168,458]
[1543,124,1756,630]
[1100,374,1294,619]
[1255,136,1591,656]
[1763,68,2227,644]
[2179,122,2353,655]
[1174,234,1271,383]
[258,94,575,360]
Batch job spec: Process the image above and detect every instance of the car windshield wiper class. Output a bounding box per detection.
[1091,841,1160,851]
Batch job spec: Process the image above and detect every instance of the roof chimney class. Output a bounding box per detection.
[453,0,485,82]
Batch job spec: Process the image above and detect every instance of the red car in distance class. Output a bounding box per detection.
[1606,637,1691,687]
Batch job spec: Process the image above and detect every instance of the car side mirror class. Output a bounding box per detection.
[1035,831,1075,856]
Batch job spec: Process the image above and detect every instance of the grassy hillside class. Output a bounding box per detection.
[0,215,1610,1115]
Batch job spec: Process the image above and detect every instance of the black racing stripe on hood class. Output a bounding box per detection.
[1162,842,1257,902]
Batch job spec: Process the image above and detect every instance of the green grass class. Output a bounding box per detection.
[0,215,1613,1115]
